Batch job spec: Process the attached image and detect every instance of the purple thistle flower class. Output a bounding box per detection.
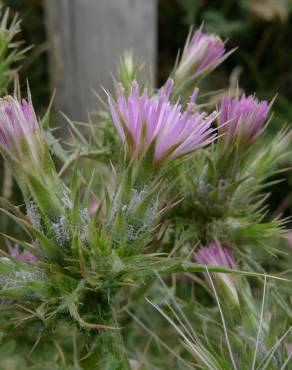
[285,343,292,354]
[9,245,38,264]
[219,94,269,147]
[174,29,226,83]
[89,196,99,217]
[108,79,217,164]
[284,231,292,249]
[196,241,236,269]
[0,94,43,164]
[196,241,239,306]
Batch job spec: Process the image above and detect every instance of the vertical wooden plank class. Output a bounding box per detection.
[45,0,157,122]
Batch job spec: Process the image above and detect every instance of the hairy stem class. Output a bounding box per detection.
[81,310,131,370]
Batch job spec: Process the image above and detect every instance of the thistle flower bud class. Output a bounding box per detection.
[0,93,66,221]
[88,196,99,217]
[118,50,135,83]
[174,29,226,84]
[283,231,292,249]
[219,94,269,147]
[285,343,292,354]
[9,245,38,264]
[0,94,44,165]
[108,79,217,165]
[196,241,239,306]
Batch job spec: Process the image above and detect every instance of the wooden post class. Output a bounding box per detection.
[45,0,157,122]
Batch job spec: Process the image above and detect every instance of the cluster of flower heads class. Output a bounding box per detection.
[107,28,270,163]
[109,85,270,163]
[0,27,272,270]
[0,28,270,173]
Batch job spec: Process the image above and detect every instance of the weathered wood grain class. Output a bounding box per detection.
[45,0,157,122]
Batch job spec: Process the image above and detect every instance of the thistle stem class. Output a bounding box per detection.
[81,310,131,370]
[99,323,131,370]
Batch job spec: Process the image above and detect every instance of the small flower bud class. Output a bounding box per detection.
[0,94,44,165]
[219,94,269,147]
[196,241,239,306]
[9,245,38,264]
[174,29,226,84]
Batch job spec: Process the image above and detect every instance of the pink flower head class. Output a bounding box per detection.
[196,241,236,268]
[88,196,99,217]
[285,343,292,354]
[196,241,239,306]
[219,94,269,147]
[0,94,43,164]
[175,29,226,83]
[108,79,217,164]
[9,245,38,264]
[283,231,292,249]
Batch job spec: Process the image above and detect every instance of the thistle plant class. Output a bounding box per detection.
[0,9,290,370]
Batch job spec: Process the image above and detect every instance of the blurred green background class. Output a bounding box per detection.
[1,0,292,224]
